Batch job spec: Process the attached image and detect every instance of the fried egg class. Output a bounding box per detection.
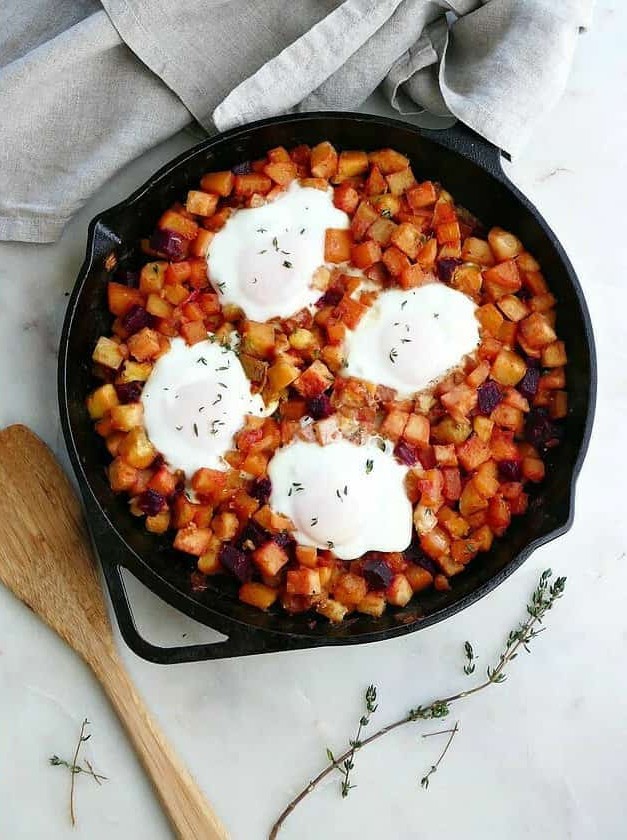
[268,437,412,560]
[207,181,349,321]
[141,336,265,476]
[342,283,479,395]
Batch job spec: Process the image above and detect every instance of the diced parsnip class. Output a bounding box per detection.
[186,190,219,217]
[461,237,495,266]
[239,582,279,610]
[488,227,523,261]
[146,509,171,534]
[108,457,138,492]
[252,541,290,576]
[117,427,157,469]
[337,150,369,178]
[87,384,119,420]
[92,336,125,370]
[158,209,198,240]
[497,294,529,322]
[491,349,527,386]
[211,512,239,541]
[191,468,227,503]
[351,240,382,269]
[390,222,423,259]
[386,167,416,195]
[431,416,472,446]
[310,141,338,178]
[386,573,413,606]
[518,313,557,349]
[356,592,387,617]
[110,403,143,432]
[316,599,349,623]
[295,545,318,568]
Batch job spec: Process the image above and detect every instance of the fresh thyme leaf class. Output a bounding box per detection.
[197,357,207,365]
[389,347,398,363]
[365,459,374,474]
[463,640,476,675]
[400,338,412,344]
[401,299,407,309]
[49,719,107,827]
[218,382,228,389]
[257,227,267,233]
[376,438,386,452]
[327,540,334,549]
[380,208,392,219]
[433,312,440,319]
[193,423,198,437]
[212,394,223,405]
[336,489,343,502]
[215,365,230,371]
[198,406,205,412]
[311,517,318,526]
[175,425,183,431]
[252,277,258,284]
[343,485,348,496]
[283,260,293,268]
[300,228,306,235]
[259,249,267,254]
[216,281,226,292]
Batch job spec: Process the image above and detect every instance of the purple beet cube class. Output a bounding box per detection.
[525,408,563,452]
[121,304,155,335]
[149,228,187,261]
[219,544,253,582]
[436,258,462,284]
[394,440,419,466]
[232,160,252,175]
[315,287,343,308]
[272,531,294,550]
[238,520,268,550]
[250,477,272,504]
[307,394,333,420]
[362,554,394,590]
[477,380,503,415]
[137,489,166,517]
[518,365,540,400]
[115,381,143,404]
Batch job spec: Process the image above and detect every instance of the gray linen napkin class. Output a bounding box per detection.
[0,0,593,244]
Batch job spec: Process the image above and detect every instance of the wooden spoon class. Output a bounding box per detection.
[0,424,229,840]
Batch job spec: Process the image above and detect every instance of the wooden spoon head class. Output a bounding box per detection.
[0,425,112,662]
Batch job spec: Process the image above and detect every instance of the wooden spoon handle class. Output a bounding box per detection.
[93,650,228,840]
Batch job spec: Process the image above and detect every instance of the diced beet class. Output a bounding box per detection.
[477,380,503,415]
[238,520,268,550]
[315,287,343,308]
[307,394,333,420]
[250,477,272,504]
[405,541,438,576]
[436,258,462,284]
[149,228,187,261]
[498,459,522,482]
[362,554,394,589]
[518,365,540,400]
[121,304,155,335]
[219,544,253,582]
[137,489,166,516]
[272,531,294,550]
[394,440,419,466]
[232,160,252,175]
[525,408,563,451]
[115,381,143,404]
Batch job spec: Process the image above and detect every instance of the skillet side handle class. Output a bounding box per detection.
[100,559,295,663]
[419,122,506,179]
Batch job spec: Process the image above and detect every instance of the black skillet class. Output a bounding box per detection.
[58,112,596,663]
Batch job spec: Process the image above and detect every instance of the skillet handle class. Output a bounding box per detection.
[99,560,292,663]
[419,121,507,179]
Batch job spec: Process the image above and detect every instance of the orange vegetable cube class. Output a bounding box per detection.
[173,526,214,557]
[451,538,479,565]
[351,240,382,269]
[487,496,511,535]
[200,170,234,197]
[127,327,161,361]
[518,312,557,349]
[488,227,522,261]
[186,190,219,217]
[92,336,125,370]
[350,200,379,240]
[390,222,423,259]
[405,563,434,592]
[252,541,290,576]
[334,183,360,214]
[191,468,227,503]
[189,228,214,258]
[295,545,318,569]
[334,294,368,329]
[241,320,276,359]
[239,582,279,610]
[483,259,521,296]
[541,341,567,367]
[107,282,144,317]
[233,173,272,197]
[357,591,387,617]
[158,210,198,240]
[110,403,143,432]
[367,148,409,174]
[404,414,430,446]
[324,228,353,263]
[334,572,368,607]
[457,435,492,471]
[473,459,499,498]
[117,427,156,469]
[146,510,171,534]
[491,348,527,386]
[461,237,495,266]
[442,467,462,501]
[407,181,437,209]
[337,150,369,178]
[267,357,301,392]
[381,408,409,442]
[369,217,398,247]
[382,245,410,277]
[293,360,334,398]
[263,160,297,186]
[419,527,450,559]
[365,165,388,195]
[386,167,416,195]
[108,458,138,492]
[287,568,322,596]
[459,480,489,518]
[386,574,413,607]
[522,456,545,482]
[310,141,338,178]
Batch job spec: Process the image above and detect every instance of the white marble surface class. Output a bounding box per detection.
[1,5,625,838]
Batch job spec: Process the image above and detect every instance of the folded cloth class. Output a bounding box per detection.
[0,0,593,243]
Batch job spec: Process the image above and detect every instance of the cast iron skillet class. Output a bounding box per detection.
[59,112,596,664]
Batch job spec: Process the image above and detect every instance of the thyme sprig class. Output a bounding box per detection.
[49,719,107,826]
[463,640,477,675]
[269,569,566,839]
[420,723,459,789]
[327,685,378,798]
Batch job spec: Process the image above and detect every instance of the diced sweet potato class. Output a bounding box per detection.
[158,209,198,240]
[351,240,382,269]
[110,403,143,432]
[441,384,477,423]
[432,416,472,446]
[189,229,214,258]
[457,435,491,471]
[324,228,353,263]
[487,495,511,535]
[263,160,297,186]
[382,245,410,277]
[173,526,214,556]
[186,190,219,217]
[233,173,272,197]
[108,457,138,492]
[253,541,290,576]
[419,527,450,559]
[369,218,398,247]
[239,582,279,610]
[356,592,387,617]
[390,222,423,259]
[287,568,322,596]
[541,341,567,367]
[127,327,161,361]
[334,294,368,329]
[267,357,301,392]
[522,456,545,482]
[117,427,157,469]
[483,259,521,297]
[191,468,227,503]
[381,408,409,443]
[308,141,337,178]
[334,573,368,607]
[107,282,144,317]
[405,563,434,592]
[436,221,461,245]
[407,181,437,209]
[399,263,427,290]
[241,320,276,359]
[337,150,369,179]
[200,170,234,197]
[518,312,557,349]
[350,200,379,240]
[334,182,360,214]
[386,167,416,195]
[293,360,334,398]
[491,403,524,433]
[253,505,294,533]
[368,148,410,174]
[403,413,430,446]
[473,459,499,498]
[459,480,489,518]
[92,336,125,370]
